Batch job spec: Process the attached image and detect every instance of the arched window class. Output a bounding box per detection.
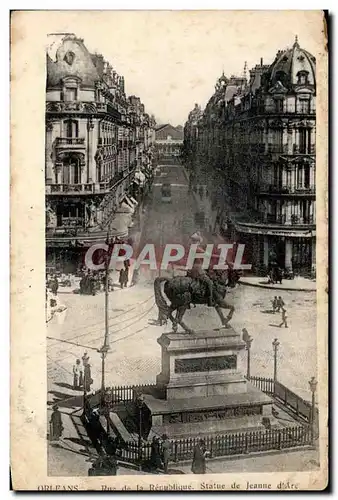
[297,71,309,85]
[62,154,81,184]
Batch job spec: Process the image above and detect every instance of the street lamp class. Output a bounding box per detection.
[272,338,280,391]
[137,394,145,470]
[242,328,253,379]
[98,226,111,409]
[308,377,318,445]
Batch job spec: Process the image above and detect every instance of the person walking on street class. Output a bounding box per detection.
[123,262,129,286]
[119,268,128,289]
[279,308,288,328]
[82,352,89,368]
[161,434,171,474]
[191,439,209,474]
[272,296,278,313]
[50,404,63,441]
[73,359,83,390]
[84,362,93,392]
[277,296,285,312]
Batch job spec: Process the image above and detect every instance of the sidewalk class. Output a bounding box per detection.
[239,276,316,292]
[178,447,320,474]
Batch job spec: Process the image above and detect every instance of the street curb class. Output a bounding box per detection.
[239,280,316,293]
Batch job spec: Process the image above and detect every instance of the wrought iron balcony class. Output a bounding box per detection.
[256,184,315,196]
[55,137,85,148]
[256,213,314,226]
[47,183,94,194]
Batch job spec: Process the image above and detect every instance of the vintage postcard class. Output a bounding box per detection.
[11,10,328,491]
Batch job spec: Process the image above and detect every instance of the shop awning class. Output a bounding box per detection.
[133,171,146,186]
[116,201,134,215]
[123,195,136,210]
[110,213,133,235]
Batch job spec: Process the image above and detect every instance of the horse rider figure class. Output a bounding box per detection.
[187,263,214,307]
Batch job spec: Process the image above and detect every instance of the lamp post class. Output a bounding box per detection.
[137,394,145,470]
[272,338,280,392]
[309,377,317,445]
[242,328,253,380]
[98,227,111,410]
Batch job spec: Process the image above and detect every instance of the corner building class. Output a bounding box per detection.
[184,38,316,276]
[45,34,155,272]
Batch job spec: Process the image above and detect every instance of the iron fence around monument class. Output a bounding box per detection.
[246,376,316,425]
[246,376,275,395]
[103,383,162,405]
[117,426,311,466]
[169,426,311,462]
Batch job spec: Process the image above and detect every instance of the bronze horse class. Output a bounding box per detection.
[154,268,240,334]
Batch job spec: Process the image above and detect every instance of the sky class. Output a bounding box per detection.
[44,11,324,126]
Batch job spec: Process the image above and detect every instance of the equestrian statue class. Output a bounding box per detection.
[154,263,240,334]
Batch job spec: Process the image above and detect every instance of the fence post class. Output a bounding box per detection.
[308,377,317,446]
[174,442,178,463]
[272,338,280,395]
[277,429,282,450]
[245,433,249,454]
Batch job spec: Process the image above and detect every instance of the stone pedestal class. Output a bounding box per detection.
[142,328,275,439]
[156,328,247,399]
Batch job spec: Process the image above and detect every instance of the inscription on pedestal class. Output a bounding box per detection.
[163,405,262,424]
[174,355,237,373]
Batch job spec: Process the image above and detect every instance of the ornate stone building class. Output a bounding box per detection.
[154,124,184,165]
[183,37,316,276]
[45,34,155,271]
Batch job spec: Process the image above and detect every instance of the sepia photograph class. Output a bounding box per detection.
[11,9,328,490]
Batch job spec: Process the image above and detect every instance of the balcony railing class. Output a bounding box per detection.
[256,184,316,195]
[47,183,94,194]
[258,106,316,115]
[55,137,85,147]
[257,213,314,225]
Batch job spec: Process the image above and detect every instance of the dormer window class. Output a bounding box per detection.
[64,87,77,102]
[275,71,287,85]
[297,71,309,85]
[61,77,80,102]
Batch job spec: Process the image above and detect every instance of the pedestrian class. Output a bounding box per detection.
[272,296,278,313]
[130,267,140,287]
[84,362,93,392]
[50,404,63,441]
[51,275,59,295]
[123,262,129,286]
[277,296,285,312]
[279,308,288,328]
[82,352,90,368]
[119,269,125,289]
[161,434,171,474]
[150,436,163,472]
[73,359,82,390]
[191,439,209,474]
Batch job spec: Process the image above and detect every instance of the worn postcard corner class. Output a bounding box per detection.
[10,9,328,492]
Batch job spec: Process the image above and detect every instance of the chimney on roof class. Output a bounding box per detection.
[260,57,263,66]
